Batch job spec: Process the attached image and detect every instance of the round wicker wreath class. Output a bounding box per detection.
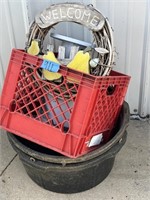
[26,3,114,76]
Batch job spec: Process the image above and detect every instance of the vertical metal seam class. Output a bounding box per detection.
[0,3,5,85]
[139,0,150,116]
[21,0,30,35]
[124,1,134,104]
[0,56,4,90]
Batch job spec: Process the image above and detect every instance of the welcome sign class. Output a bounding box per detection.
[36,3,105,31]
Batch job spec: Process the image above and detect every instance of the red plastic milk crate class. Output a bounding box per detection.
[0,49,130,158]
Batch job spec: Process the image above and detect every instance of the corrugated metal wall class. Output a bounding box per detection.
[0,0,150,116]
[0,0,28,90]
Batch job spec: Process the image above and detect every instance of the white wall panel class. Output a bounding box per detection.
[0,0,149,116]
[0,0,27,89]
[26,0,150,116]
[0,0,15,79]
[95,0,150,116]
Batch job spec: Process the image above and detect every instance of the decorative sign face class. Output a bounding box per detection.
[35,3,105,31]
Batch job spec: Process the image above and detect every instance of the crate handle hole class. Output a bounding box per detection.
[61,120,70,133]
[106,85,116,95]
[9,100,16,112]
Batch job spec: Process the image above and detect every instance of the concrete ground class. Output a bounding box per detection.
[0,119,150,200]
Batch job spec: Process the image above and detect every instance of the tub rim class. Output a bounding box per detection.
[7,101,129,164]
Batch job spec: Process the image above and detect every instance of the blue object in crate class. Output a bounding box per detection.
[40,60,60,72]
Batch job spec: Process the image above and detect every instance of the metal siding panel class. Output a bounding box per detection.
[0,0,27,91]
[8,1,26,48]
[1,0,149,116]
[126,2,147,115]
[0,58,4,92]
[0,0,15,88]
[95,0,149,116]
[21,0,30,34]
[139,1,150,116]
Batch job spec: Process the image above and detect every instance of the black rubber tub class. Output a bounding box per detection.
[7,102,129,193]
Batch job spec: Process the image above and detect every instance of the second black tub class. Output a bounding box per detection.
[7,102,130,193]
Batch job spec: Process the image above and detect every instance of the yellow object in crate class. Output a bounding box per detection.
[67,51,90,74]
[67,50,90,83]
[27,40,40,56]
